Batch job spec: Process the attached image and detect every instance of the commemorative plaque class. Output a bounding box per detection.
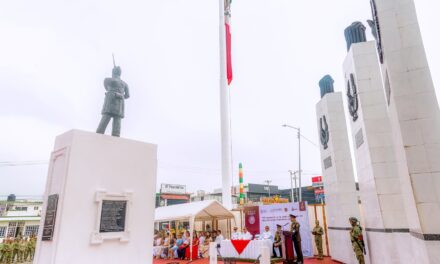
[324,156,333,170]
[42,194,59,241]
[355,128,364,149]
[99,200,127,233]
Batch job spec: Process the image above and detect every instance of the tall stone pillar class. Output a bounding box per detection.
[316,77,360,263]
[370,0,440,261]
[343,23,413,262]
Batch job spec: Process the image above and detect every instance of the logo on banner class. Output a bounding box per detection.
[258,202,313,257]
[299,201,306,211]
[244,206,260,236]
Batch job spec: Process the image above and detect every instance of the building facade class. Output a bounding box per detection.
[0,195,42,242]
[155,184,191,207]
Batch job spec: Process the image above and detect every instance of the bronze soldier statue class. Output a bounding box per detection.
[96,57,130,137]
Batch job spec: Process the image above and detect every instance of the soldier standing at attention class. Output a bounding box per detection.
[0,239,6,263]
[29,236,36,261]
[11,238,19,263]
[24,237,31,262]
[17,238,26,263]
[349,217,365,264]
[289,214,303,264]
[0,239,4,263]
[3,239,13,264]
[312,220,324,260]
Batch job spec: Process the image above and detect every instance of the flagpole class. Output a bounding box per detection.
[219,0,232,210]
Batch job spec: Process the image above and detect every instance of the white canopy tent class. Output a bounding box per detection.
[155,200,235,260]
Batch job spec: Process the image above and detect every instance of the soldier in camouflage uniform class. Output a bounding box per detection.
[11,238,20,264]
[312,220,324,260]
[17,238,27,263]
[2,239,13,264]
[29,236,36,261]
[0,239,4,263]
[349,217,365,264]
[24,238,31,262]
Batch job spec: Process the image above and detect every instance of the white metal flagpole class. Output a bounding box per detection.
[219,0,232,210]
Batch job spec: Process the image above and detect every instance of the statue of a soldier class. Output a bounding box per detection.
[96,60,130,137]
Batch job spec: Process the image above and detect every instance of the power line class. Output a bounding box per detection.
[0,160,321,177]
[0,160,48,167]
[300,134,319,148]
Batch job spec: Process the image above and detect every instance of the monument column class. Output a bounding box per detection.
[315,76,360,263]
[371,0,440,261]
[343,22,412,263]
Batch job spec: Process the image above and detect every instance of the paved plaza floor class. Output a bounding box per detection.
[153,257,340,264]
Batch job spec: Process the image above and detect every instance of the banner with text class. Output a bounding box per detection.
[258,202,313,257]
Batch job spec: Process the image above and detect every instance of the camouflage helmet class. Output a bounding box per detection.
[349,217,358,222]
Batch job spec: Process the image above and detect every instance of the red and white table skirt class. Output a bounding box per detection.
[220,240,273,259]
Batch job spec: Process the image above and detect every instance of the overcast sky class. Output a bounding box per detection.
[1,0,439,197]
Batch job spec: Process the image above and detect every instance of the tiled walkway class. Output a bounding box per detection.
[153,257,341,264]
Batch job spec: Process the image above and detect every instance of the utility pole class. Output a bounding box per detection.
[288,170,298,202]
[293,171,299,202]
[288,170,294,202]
[297,128,302,202]
[264,180,272,197]
[282,124,303,202]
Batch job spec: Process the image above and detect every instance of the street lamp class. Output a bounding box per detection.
[288,170,300,202]
[283,124,303,202]
[264,180,272,197]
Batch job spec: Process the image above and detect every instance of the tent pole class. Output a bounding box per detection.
[240,208,243,230]
[189,217,195,261]
[228,219,231,239]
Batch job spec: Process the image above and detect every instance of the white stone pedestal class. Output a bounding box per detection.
[374,0,440,262]
[343,41,412,263]
[316,92,360,264]
[34,130,157,264]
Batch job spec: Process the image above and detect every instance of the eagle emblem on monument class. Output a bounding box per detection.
[320,115,329,150]
[347,73,359,122]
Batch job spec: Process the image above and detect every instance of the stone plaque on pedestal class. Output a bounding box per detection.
[100,200,127,233]
[42,194,59,241]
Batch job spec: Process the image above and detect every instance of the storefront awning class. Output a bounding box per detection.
[160,194,190,200]
[155,200,234,222]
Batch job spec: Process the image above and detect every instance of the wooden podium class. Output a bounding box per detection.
[282,231,295,264]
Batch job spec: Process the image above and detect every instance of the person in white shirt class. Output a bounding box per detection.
[198,232,206,246]
[231,227,241,240]
[215,230,224,246]
[260,226,274,241]
[241,227,253,240]
[198,231,206,257]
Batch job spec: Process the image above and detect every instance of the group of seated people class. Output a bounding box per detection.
[152,229,225,260]
[231,225,283,258]
[153,224,284,260]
